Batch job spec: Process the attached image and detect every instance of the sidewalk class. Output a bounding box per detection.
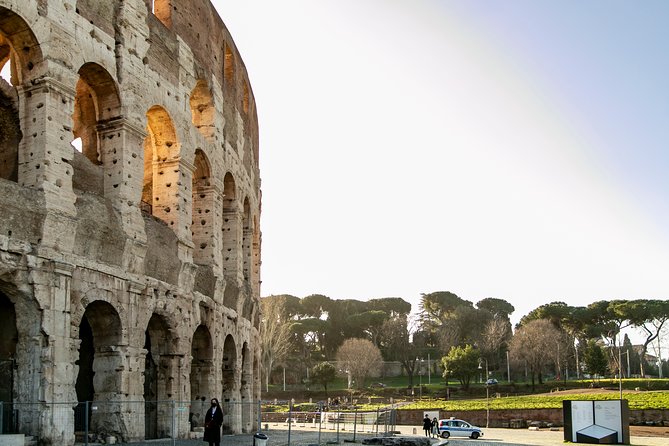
[254,422,667,446]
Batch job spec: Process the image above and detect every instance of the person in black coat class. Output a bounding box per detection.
[422,414,432,437]
[203,398,224,446]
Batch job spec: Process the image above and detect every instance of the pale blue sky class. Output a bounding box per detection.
[212,0,669,326]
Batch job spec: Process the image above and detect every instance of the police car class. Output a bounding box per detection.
[437,418,483,439]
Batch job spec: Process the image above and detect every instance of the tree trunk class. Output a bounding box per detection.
[530,371,535,392]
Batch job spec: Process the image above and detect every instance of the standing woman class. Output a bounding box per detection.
[422,414,432,437]
[204,398,224,446]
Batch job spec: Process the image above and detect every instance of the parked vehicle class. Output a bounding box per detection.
[437,418,483,439]
[485,378,498,385]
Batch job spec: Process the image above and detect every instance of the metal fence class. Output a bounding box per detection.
[0,400,261,446]
[260,403,397,446]
[0,400,397,446]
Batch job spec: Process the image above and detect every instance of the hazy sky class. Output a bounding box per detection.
[212,0,669,325]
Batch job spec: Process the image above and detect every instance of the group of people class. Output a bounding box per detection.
[422,414,440,438]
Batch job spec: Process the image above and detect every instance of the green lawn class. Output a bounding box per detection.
[401,391,669,411]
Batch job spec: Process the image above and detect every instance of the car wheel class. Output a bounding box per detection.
[470,432,479,439]
[441,431,450,439]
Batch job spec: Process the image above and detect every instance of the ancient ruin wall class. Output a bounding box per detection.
[0,0,261,444]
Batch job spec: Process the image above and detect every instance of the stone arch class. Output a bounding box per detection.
[221,334,237,434]
[143,105,181,227]
[75,300,124,435]
[72,62,122,195]
[0,7,42,86]
[0,7,42,182]
[0,72,20,181]
[190,80,215,140]
[190,325,215,406]
[242,197,252,282]
[0,281,42,436]
[240,342,252,432]
[72,63,121,162]
[144,313,175,439]
[0,291,17,405]
[192,149,213,265]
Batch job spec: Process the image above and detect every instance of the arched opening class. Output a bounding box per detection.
[0,7,42,183]
[0,62,20,182]
[190,80,215,140]
[71,63,122,195]
[192,149,213,265]
[240,342,252,432]
[144,313,173,439]
[75,301,123,435]
[143,106,180,226]
[0,291,17,432]
[189,325,213,430]
[221,334,237,434]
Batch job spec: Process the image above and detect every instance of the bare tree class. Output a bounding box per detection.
[260,296,294,391]
[480,317,512,368]
[336,338,383,388]
[509,319,562,391]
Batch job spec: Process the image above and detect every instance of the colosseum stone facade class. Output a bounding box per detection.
[0,0,261,444]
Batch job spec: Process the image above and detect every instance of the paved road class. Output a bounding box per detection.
[251,422,667,446]
[75,423,667,446]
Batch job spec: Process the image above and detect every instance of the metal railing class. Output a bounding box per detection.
[260,402,397,446]
[0,400,262,446]
[0,399,397,446]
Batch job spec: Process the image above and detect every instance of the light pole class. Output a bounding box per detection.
[485,381,490,428]
[618,344,623,400]
[506,351,511,383]
[478,358,489,384]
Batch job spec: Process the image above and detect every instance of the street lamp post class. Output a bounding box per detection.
[478,358,489,384]
[485,382,490,428]
[416,357,425,399]
[506,351,511,383]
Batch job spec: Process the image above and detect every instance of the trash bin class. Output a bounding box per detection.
[253,432,268,446]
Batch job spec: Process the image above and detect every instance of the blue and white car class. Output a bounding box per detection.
[437,418,483,439]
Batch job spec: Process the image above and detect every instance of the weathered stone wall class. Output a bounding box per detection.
[0,0,262,444]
